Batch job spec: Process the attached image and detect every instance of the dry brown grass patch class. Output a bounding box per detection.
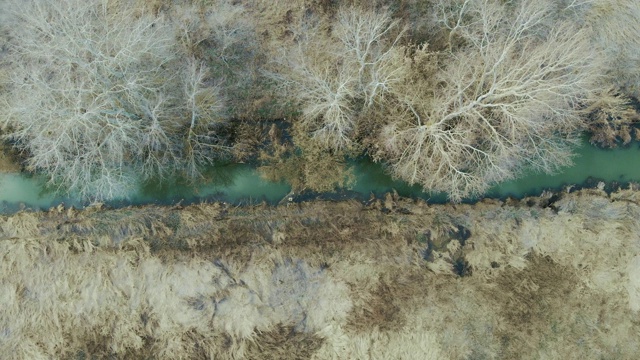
[487,255,579,356]
[244,325,324,360]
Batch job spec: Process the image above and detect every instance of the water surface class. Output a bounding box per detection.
[1,139,638,212]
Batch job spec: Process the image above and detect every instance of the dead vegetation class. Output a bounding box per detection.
[3,0,640,199]
[0,189,639,358]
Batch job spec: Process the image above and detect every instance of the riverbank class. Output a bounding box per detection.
[1,188,639,359]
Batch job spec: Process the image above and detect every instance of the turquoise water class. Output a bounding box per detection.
[352,140,640,201]
[0,140,638,212]
[487,141,640,198]
[0,164,292,212]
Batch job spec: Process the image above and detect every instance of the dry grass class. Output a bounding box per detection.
[0,143,20,173]
[0,189,639,358]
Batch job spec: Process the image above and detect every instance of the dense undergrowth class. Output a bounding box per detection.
[0,0,639,201]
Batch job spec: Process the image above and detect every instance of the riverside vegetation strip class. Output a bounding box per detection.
[1,0,640,202]
[1,188,640,359]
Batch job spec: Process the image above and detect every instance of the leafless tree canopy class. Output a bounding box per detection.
[0,0,631,201]
[0,0,247,200]
[267,0,605,201]
[583,0,640,98]
[374,0,603,201]
[268,7,405,152]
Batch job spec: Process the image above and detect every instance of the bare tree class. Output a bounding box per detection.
[181,58,227,179]
[376,0,602,201]
[334,8,405,107]
[583,0,640,98]
[0,0,234,200]
[269,7,404,152]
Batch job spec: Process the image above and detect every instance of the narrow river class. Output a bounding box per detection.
[0,139,638,213]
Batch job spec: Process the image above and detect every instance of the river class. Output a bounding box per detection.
[0,139,638,213]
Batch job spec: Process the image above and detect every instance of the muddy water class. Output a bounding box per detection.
[1,139,639,212]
